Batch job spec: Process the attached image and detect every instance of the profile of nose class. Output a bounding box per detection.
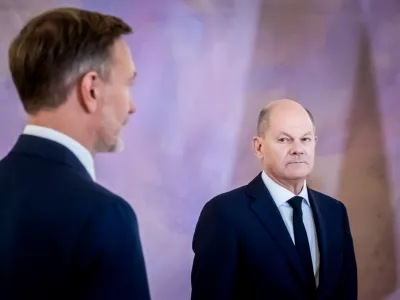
[128,101,136,114]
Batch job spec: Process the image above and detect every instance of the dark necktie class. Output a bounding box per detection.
[288,196,315,290]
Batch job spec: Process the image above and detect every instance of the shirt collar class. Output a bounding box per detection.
[23,125,96,181]
[261,170,309,207]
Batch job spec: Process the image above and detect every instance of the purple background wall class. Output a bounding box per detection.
[1,0,400,299]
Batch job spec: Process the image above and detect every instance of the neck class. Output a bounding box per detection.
[264,170,305,195]
[27,109,96,156]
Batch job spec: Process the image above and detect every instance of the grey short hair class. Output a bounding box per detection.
[257,105,315,136]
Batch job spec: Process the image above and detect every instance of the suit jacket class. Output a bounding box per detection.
[0,135,151,300]
[191,173,357,300]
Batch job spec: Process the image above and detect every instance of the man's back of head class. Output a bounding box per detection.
[9,7,137,154]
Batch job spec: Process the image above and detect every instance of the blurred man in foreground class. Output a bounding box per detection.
[0,7,150,300]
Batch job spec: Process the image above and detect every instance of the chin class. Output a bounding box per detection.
[287,174,308,181]
[97,135,124,153]
[105,137,124,153]
[285,166,310,179]
[113,137,124,152]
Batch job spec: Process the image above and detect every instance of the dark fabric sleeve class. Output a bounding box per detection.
[332,203,358,300]
[73,197,151,300]
[191,200,237,300]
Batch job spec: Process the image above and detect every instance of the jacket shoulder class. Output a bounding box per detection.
[309,187,347,213]
[206,185,248,207]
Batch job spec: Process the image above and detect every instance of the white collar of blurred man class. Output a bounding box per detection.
[23,125,96,181]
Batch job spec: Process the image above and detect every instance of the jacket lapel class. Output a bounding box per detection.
[308,189,342,297]
[308,189,328,294]
[246,173,309,285]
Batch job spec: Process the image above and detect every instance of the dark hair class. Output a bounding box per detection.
[8,7,133,114]
[257,105,315,136]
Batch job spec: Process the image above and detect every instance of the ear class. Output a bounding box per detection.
[79,71,104,113]
[252,136,264,160]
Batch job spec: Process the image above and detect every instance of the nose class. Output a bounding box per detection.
[128,99,136,115]
[290,140,305,156]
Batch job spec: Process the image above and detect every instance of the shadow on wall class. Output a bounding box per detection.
[336,23,397,300]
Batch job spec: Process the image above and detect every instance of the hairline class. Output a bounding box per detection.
[257,105,316,137]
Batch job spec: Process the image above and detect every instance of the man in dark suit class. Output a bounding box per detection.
[191,99,357,300]
[0,8,150,300]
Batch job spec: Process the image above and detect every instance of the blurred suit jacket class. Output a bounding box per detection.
[191,173,357,300]
[0,133,150,300]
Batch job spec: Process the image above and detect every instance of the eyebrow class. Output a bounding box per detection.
[279,131,313,137]
[302,131,313,136]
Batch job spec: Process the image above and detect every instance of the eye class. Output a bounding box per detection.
[278,137,290,143]
[302,137,312,142]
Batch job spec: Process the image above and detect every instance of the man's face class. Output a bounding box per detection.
[96,38,136,153]
[255,105,316,182]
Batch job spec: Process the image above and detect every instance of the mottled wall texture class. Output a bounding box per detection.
[1,0,399,299]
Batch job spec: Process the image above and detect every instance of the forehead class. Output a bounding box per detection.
[110,38,135,73]
[268,107,314,135]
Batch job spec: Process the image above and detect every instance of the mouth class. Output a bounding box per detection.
[287,161,307,165]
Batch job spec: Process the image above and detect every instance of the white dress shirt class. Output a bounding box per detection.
[261,171,320,285]
[23,125,96,181]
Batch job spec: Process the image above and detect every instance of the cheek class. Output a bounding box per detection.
[119,88,131,111]
[101,100,120,126]
[264,145,286,165]
[268,145,288,160]
[100,105,113,127]
[107,89,130,118]
[306,145,315,157]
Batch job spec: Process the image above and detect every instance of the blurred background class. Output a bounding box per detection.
[1,0,400,299]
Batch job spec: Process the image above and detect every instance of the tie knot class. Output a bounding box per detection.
[288,196,303,211]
